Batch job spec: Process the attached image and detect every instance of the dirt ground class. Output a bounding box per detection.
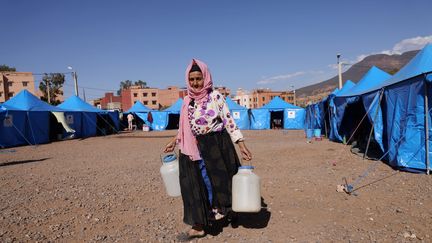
[1,130,431,242]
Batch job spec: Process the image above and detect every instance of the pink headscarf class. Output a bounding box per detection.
[177,59,213,161]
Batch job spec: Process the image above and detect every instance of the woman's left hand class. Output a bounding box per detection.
[237,141,252,161]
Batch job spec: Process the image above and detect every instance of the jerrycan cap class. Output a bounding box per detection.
[163,154,177,163]
[239,165,254,170]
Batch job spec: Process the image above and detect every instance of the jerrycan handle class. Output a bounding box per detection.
[240,158,254,170]
[161,151,178,164]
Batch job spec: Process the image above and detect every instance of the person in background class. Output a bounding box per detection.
[164,59,252,239]
[127,113,134,131]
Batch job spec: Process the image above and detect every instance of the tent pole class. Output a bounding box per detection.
[424,79,430,175]
[364,89,384,160]
[324,103,329,138]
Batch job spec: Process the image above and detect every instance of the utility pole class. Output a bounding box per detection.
[83,88,86,102]
[68,66,79,96]
[73,71,79,96]
[337,53,343,89]
[290,85,296,106]
[46,77,51,104]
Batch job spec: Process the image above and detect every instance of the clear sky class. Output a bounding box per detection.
[2,0,432,100]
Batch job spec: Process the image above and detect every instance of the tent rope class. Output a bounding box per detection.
[342,92,380,147]
[97,113,119,133]
[345,105,432,194]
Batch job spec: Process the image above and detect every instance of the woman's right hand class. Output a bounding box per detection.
[164,140,176,153]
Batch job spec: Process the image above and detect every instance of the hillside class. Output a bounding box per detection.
[296,50,419,98]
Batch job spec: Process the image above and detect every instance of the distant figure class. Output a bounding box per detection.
[147,111,153,124]
[127,113,134,130]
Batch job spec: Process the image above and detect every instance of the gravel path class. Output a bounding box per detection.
[1,130,431,242]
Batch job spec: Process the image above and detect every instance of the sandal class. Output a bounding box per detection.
[176,228,206,241]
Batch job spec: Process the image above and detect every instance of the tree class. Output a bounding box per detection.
[0,65,16,72]
[134,80,148,88]
[117,80,148,95]
[117,80,133,95]
[39,73,65,105]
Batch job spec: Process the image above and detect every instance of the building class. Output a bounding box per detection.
[233,88,252,108]
[214,86,231,97]
[93,92,122,110]
[0,72,36,103]
[250,88,295,108]
[121,86,186,111]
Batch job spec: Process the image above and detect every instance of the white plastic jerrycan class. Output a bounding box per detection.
[232,165,261,212]
[160,153,181,197]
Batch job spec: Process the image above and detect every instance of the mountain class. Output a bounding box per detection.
[296,50,419,98]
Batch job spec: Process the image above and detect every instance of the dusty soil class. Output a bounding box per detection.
[1,130,431,242]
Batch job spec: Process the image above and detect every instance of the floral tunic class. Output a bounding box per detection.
[188,90,243,143]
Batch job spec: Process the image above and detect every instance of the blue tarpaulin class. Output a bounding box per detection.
[377,44,432,171]
[250,109,270,130]
[328,80,355,142]
[164,98,183,114]
[226,97,250,130]
[125,101,156,129]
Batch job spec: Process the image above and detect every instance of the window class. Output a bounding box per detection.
[143,92,148,97]
[152,100,157,105]
[22,81,28,87]
[151,92,156,97]
[144,101,148,105]
[262,97,265,101]
[8,82,13,87]
[8,92,14,97]
[0,92,2,97]
[133,93,137,97]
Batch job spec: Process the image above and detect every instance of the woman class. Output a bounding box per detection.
[164,59,252,238]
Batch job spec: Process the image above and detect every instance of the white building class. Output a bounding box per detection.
[233,88,252,109]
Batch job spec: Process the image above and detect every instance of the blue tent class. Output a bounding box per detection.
[305,88,340,137]
[368,44,432,171]
[0,90,66,147]
[124,101,159,130]
[164,98,183,114]
[126,101,153,113]
[150,98,183,130]
[259,96,305,129]
[332,67,391,147]
[225,97,250,130]
[138,99,184,131]
[58,96,102,137]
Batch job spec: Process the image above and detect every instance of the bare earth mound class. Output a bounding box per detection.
[1,130,431,242]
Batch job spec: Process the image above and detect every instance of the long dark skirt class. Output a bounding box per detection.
[179,130,241,226]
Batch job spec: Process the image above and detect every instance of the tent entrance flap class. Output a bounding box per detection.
[166,114,180,130]
[270,111,283,129]
[341,100,383,160]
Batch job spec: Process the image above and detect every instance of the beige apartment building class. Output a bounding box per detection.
[121,86,186,111]
[0,72,36,103]
[120,85,232,111]
[233,88,252,108]
[250,88,295,108]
